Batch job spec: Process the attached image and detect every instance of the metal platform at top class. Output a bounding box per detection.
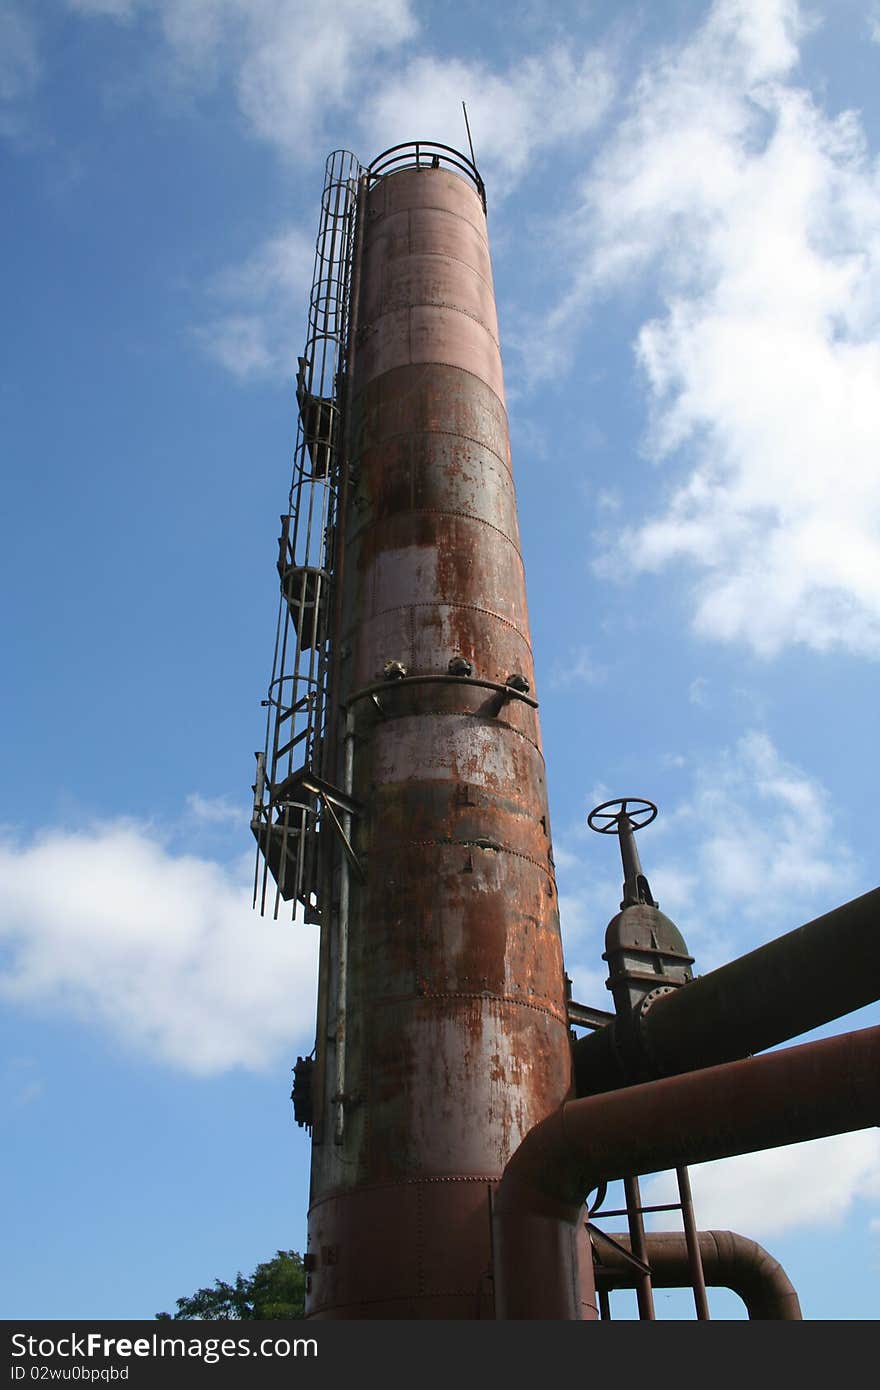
[367,141,486,211]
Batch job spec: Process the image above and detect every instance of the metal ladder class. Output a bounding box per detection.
[588,1166,710,1319]
[252,149,360,921]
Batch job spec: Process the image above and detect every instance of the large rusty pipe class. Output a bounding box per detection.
[494,1024,879,1318]
[592,1230,802,1320]
[306,151,573,1317]
[574,887,880,1096]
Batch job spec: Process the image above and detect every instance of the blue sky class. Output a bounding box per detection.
[2,0,879,1321]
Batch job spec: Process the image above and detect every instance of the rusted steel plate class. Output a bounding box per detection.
[409,305,505,402]
[408,206,493,280]
[356,842,563,1007]
[363,515,525,625]
[355,305,505,401]
[362,713,544,790]
[358,252,499,339]
[382,255,499,339]
[307,1180,495,1318]
[373,165,488,232]
[363,998,569,1176]
[349,610,536,697]
[354,363,512,467]
[350,435,521,546]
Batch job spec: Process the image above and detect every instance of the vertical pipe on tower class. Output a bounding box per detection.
[304,150,576,1318]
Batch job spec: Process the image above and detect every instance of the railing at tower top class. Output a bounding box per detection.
[252,149,360,922]
[367,141,486,212]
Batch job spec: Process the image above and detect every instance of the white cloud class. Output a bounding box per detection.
[197,225,314,380]
[191,35,613,383]
[0,819,318,1075]
[544,0,880,659]
[229,0,418,155]
[648,864,699,917]
[67,1,616,380]
[69,0,419,155]
[66,0,613,187]
[688,676,709,706]
[661,753,687,769]
[549,645,607,689]
[642,1131,880,1237]
[687,730,855,933]
[0,0,41,140]
[362,46,614,195]
[198,315,275,380]
[185,792,243,825]
[3,1057,44,1108]
[67,0,140,17]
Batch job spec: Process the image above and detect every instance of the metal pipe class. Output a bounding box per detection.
[573,887,880,1096]
[306,149,573,1319]
[676,1165,709,1319]
[592,1230,802,1320]
[333,706,355,1144]
[622,1174,655,1319]
[346,673,539,710]
[617,818,643,908]
[493,1024,879,1318]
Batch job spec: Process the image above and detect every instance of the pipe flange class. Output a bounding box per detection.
[637,984,677,1020]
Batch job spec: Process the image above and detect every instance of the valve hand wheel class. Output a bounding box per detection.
[588,797,657,834]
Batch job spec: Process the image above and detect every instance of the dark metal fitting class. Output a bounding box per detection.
[382,660,408,681]
[505,672,530,693]
[448,655,473,677]
[637,984,678,1019]
[588,797,658,834]
[290,1055,315,1131]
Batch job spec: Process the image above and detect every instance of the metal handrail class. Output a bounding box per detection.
[367,142,486,211]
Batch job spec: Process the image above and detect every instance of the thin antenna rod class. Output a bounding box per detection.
[462,101,476,168]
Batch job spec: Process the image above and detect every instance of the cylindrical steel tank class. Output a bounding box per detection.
[305,150,575,1318]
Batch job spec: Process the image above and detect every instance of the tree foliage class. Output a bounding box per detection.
[156,1250,306,1320]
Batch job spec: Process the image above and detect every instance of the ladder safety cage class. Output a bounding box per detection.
[253,149,361,923]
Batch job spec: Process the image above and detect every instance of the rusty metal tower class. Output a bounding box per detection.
[253,144,880,1320]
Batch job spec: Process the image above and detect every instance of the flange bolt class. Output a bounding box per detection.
[448,656,473,677]
[505,673,530,693]
[382,660,408,681]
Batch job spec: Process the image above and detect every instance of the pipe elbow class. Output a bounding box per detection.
[593,1229,802,1320]
[704,1230,801,1319]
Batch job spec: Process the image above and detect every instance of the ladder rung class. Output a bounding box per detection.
[594,1203,683,1218]
[278,693,315,726]
[275,727,309,761]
